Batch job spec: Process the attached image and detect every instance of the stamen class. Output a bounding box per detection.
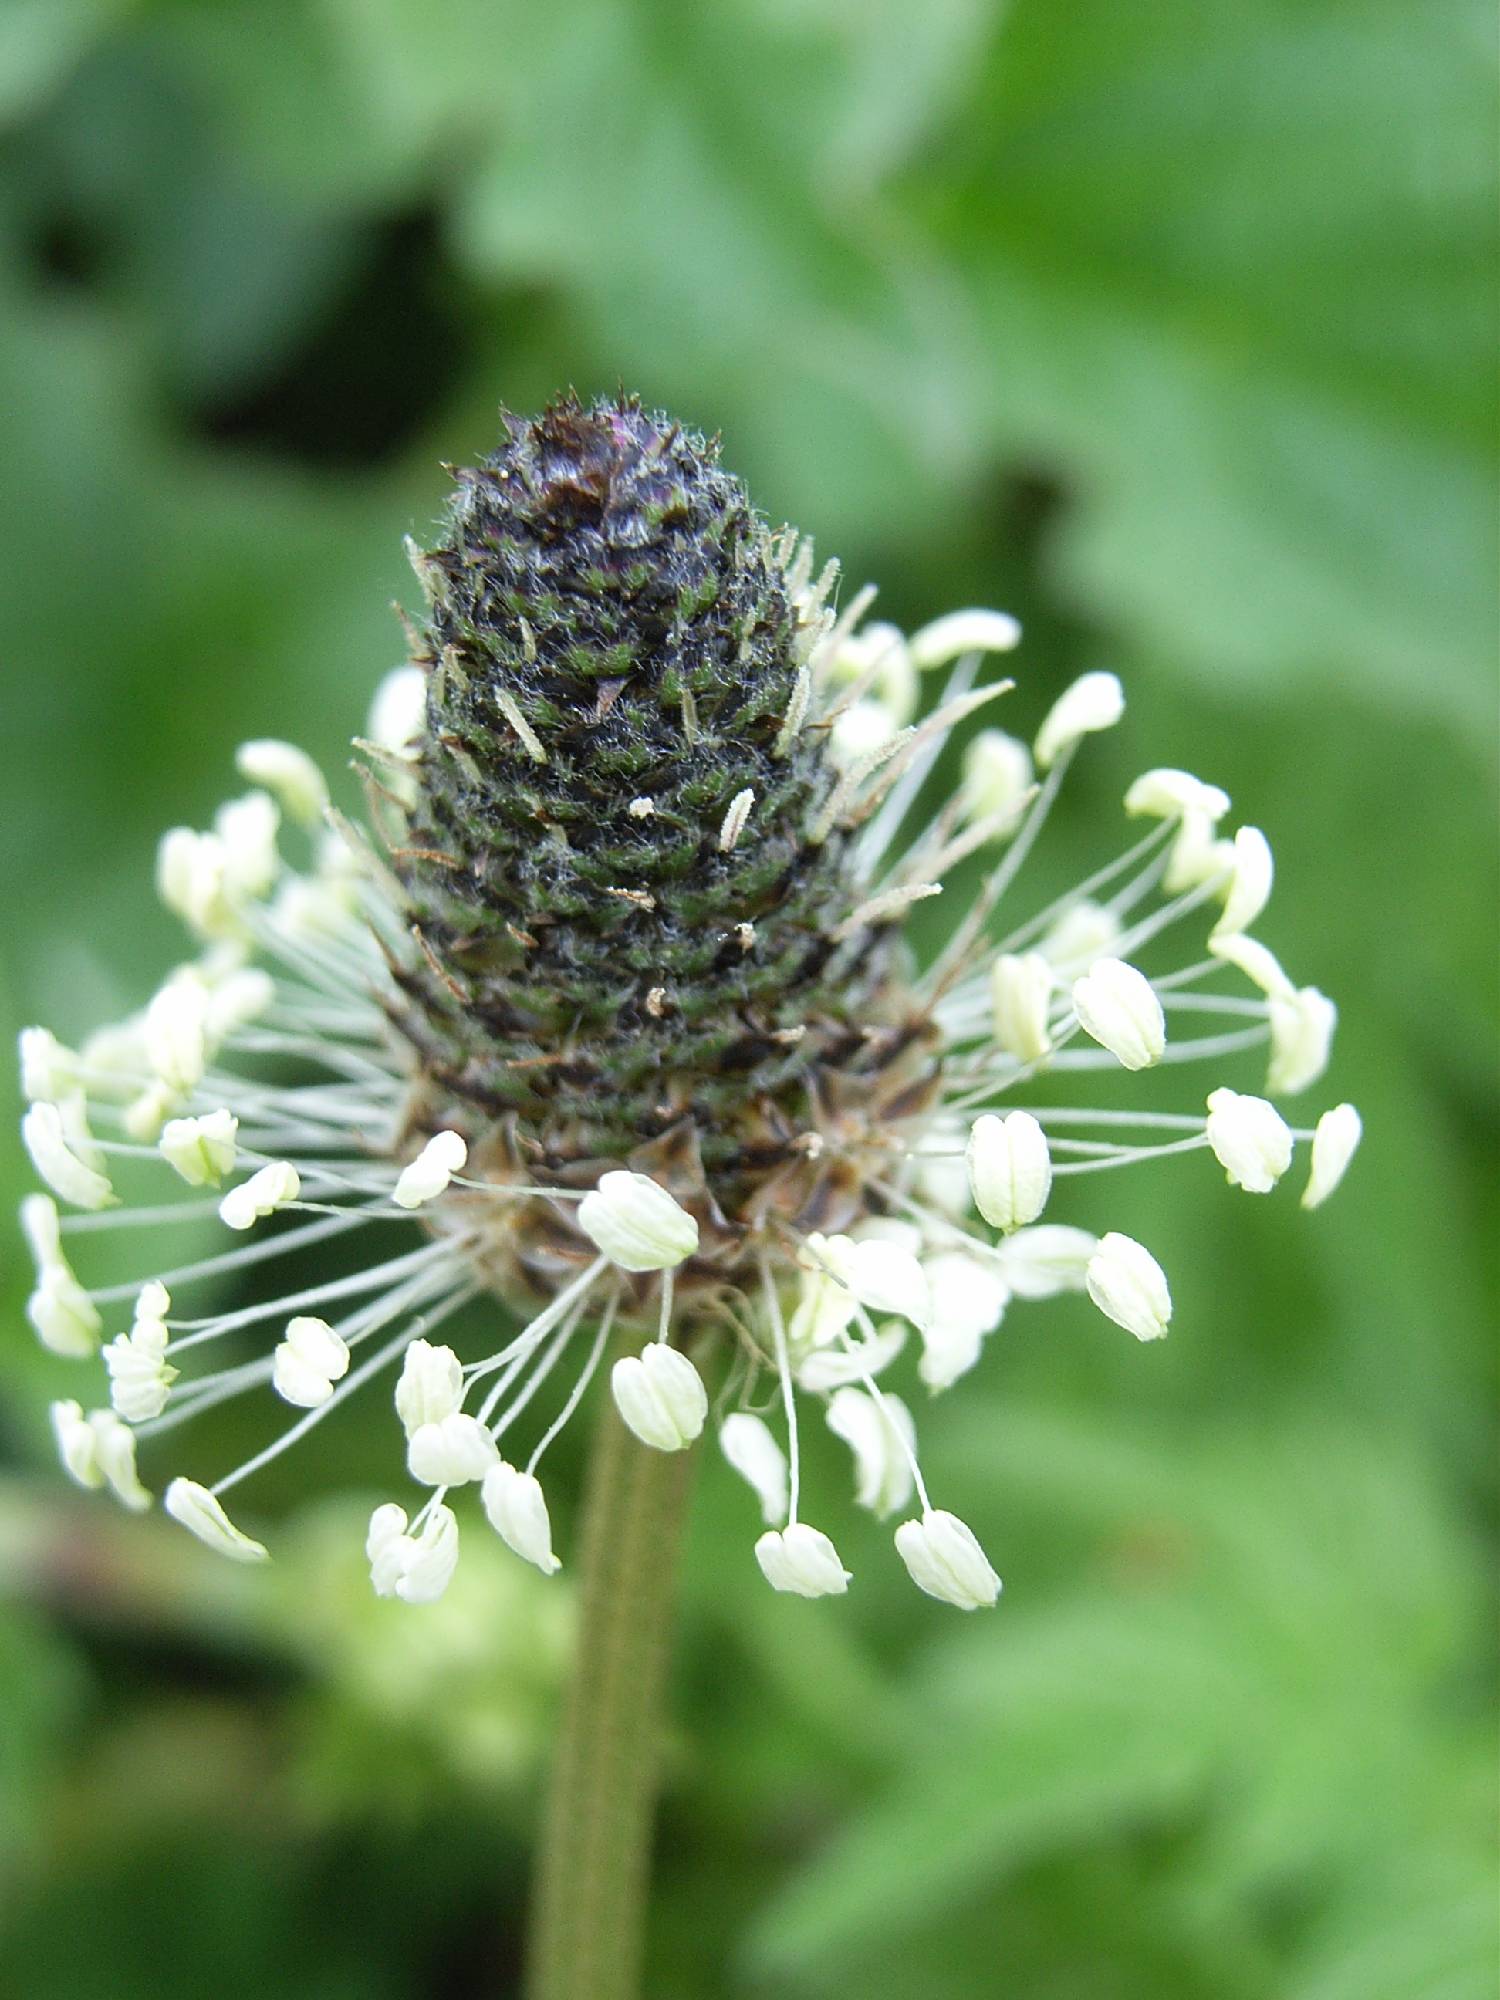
[758,1251,801,1525]
[471,1259,610,1422]
[62,1199,224,1234]
[994,819,1173,958]
[1153,958,1221,990]
[144,1262,472,1434]
[263,1002,387,1039]
[1048,1025,1269,1068]
[845,684,1011,836]
[924,743,1076,996]
[87,1209,375,1304]
[223,1029,401,1086]
[489,1295,591,1443]
[1159,992,1267,1018]
[241,907,379,996]
[212,1325,433,1496]
[855,652,979,879]
[656,1269,675,1343]
[167,1235,470,1350]
[1049,1135,1210,1173]
[840,1304,933,1515]
[1023,1107,1206,1131]
[527,1290,620,1474]
[1105,868,1232,964]
[448,1177,587,1203]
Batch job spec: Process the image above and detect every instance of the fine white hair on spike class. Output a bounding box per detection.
[833,882,942,940]
[718,788,755,853]
[495,689,549,765]
[773,662,814,758]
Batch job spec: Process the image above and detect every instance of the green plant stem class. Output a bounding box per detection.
[525,1378,698,2000]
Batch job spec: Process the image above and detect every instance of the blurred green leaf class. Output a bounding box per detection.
[0,1602,88,1904]
[0,0,128,128]
[912,0,1497,725]
[746,1415,1493,1989]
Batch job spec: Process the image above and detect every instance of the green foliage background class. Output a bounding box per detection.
[0,2,1495,1995]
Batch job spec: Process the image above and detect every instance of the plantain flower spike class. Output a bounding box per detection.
[18,397,1359,1605]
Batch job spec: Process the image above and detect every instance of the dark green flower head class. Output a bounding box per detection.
[389,396,932,1244]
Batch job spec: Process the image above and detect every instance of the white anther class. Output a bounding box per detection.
[1267,986,1337,1095]
[1164,810,1233,894]
[272,1316,350,1409]
[1302,1104,1362,1210]
[214,791,280,901]
[22,1193,102,1357]
[366,1501,459,1603]
[160,1109,239,1187]
[610,1345,708,1452]
[918,1250,1010,1391]
[754,1523,852,1598]
[997,1224,1098,1299]
[1085,1232,1172,1341]
[894,1509,1001,1609]
[718,1413,789,1526]
[481,1461,561,1574]
[235,740,329,827]
[1071,958,1165,1070]
[1034,671,1124,769]
[103,1283,177,1422]
[1039,900,1122,974]
[392,1129,468,1209]
[367,666,427,753]
[826,621,917,719]
[829,696,902,769]
[23,1098,115,1210]
[156,826,231,936]
[51,1402,152,1511]
[407,1412,499,1486]
[826,1388,916,1519]
[394,1338,464,1435]
[1124,768,1230,821]
[801,1231,929,1329]
[218,1159,300,1231]
[794,1320,907,1394]
[144,974,209,1095]
[51,1399,103,1490]
[990,951,1054,1063]
[27,1266,104,1358]
[966,1111,1052,1233]
[908,607,1021,670]
[578,1171,699,1272]
[1212,826,1274,940]
[18,1027,80,1105]
[960,730,1033,825]
[204,967,276,1038]
[1205,1087,1295,1193]
[165,1479,270,1562]
[1210,932,1294,1000]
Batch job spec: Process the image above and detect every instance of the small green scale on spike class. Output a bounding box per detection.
[385,396,937,1226]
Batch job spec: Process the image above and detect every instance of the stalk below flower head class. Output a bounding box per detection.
[19,396,1362,1610]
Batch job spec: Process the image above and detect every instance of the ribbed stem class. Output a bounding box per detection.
[525,1370,698,2000]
